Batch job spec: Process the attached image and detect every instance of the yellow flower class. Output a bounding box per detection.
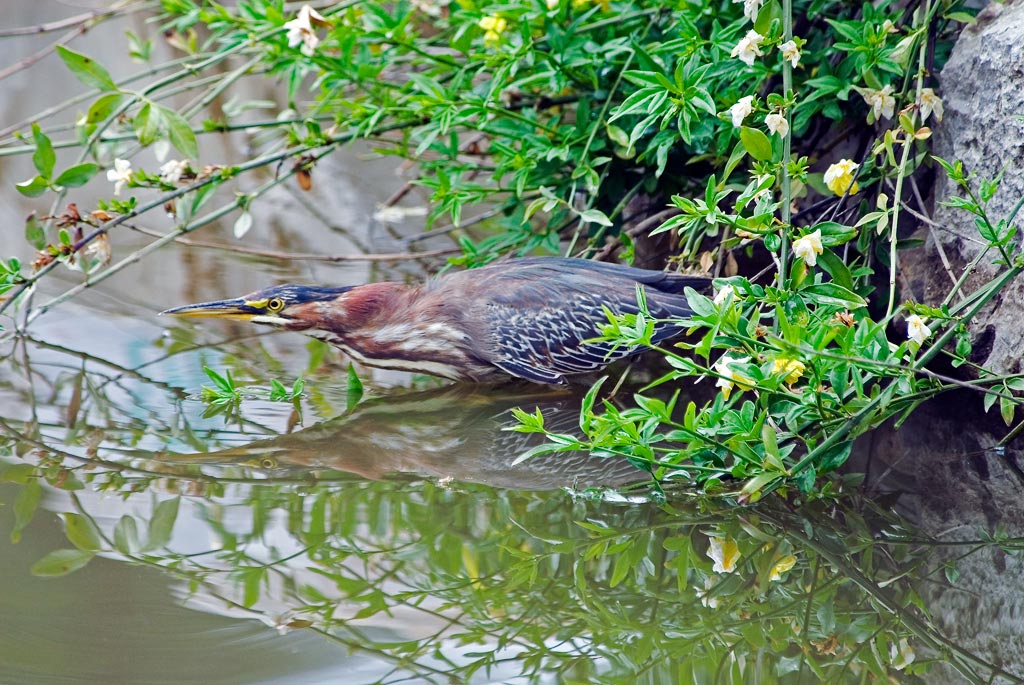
[713,356,755,400]
[769,555,797,581]
[707,536,741,574]
[823,159,859,197]
[478,15,507,44]
[772,358,805,385]
[792,229,823,267]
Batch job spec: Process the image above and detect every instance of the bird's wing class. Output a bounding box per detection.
[462,266,692,383]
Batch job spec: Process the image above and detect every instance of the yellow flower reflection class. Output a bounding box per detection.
[771,358,805,385]
[478,15,507,44]
[769,555,797,581]
[707,536,741,574]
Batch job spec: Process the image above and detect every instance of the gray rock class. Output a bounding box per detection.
[905,0,1024,375]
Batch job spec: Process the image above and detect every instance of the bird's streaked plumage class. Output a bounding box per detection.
[161,257,709,384]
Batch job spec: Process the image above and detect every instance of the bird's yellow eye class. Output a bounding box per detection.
[267,298,285,312]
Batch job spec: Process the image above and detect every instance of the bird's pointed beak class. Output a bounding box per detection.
[159,298,261,321]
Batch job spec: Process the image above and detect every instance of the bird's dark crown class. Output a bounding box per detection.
[244,284,353,305]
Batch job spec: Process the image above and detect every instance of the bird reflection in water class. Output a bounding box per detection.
[165,386,647,491]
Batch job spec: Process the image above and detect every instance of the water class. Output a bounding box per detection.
[2,3,1024,684]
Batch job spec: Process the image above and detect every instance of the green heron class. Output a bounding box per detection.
[160,257,708,385]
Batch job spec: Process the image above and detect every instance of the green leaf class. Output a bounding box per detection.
[16,175,49,198]
[241,566,266,608]
[579,209,613,226]
[85,92,125,125]
[55,163,99,188]
[816,249,854,291]
[813,221,857,247]
[31,123,55,179]
[146,497,180,550]
[134,102,161,146]
[800,283,867,308]
[113,515,140,555]
[944,10,976,23]
[31,549,95,577]
[739,126,773,161]
[24,214,46,250]
[346,363,364,411]
[55,46,118,92]
[63,513,102,551]
[11,479,41,543]
[1000,395,1016,426]
[159,105,198,159]
[817,441,853,472]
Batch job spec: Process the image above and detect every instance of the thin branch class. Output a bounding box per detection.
[124,222,458,262]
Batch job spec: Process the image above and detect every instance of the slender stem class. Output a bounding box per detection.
[778,0,793,288]
[885,0,932,318]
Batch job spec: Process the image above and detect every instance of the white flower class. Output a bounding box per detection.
[890,638,915,670]
[411,0,449,17]
[159,159,189,184]
[713,356,754,400]
[699,575,720,608]
[779,40,801,68]
[906,314,932,345]
[372,205,429,223]
[284,5,326,56]
[730,30,765,66]
[546,0,560,8]
[714,285,736,306]
[707,536,741,574]
[106,158,132,196]
[919,87,944,122]
[732,0,762,21]
[765,112,789,138]
[792,229,823,267]
[860,84,896,120]
[729,95,754,128]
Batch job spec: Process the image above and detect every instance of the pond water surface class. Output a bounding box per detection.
[1,3,1023,684]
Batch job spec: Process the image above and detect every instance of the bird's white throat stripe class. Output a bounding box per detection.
[371,322,467,354]
[305,330,465,380]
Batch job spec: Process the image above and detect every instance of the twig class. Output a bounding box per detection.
[0,8,117,37]
[0,25,92,83]
[906,175,961,293]
[592,208,680,261]
[124,222,458,261]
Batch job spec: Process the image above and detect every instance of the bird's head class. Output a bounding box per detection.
[160,284,354,332]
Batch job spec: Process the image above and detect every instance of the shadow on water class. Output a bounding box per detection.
[1,326,1024,684]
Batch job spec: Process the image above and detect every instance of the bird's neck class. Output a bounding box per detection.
[311,282,479,380]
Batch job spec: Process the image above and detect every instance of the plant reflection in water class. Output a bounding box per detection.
[1,335,1023,684]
